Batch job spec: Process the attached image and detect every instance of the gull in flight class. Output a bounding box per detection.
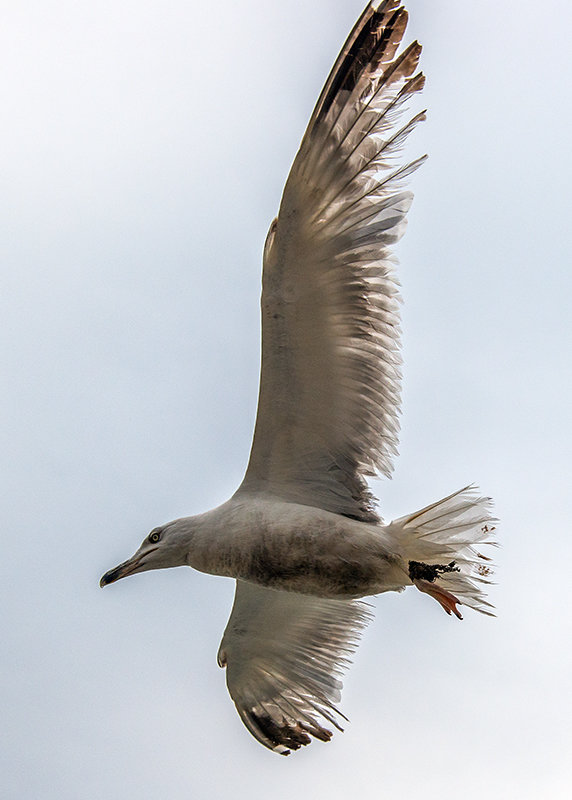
[101,1,496,755]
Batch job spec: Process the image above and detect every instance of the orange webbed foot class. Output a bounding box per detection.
[413,578,463,620]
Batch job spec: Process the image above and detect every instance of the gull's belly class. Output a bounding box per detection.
[242,530,405,597]
[193,497,408,598]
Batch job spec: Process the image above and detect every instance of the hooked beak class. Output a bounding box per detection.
[99,548,158,587]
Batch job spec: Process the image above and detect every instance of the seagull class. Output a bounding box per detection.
[101,0,496,755]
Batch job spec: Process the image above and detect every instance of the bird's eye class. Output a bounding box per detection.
[148,530,161,544]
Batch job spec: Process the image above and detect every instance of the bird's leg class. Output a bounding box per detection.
[413,578,463,619]
[408,561,463,620]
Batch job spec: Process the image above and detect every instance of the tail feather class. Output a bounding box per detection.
[391,486,498,616]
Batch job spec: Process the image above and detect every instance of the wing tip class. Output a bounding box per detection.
[241,707,333,754]
[370,0,403,14]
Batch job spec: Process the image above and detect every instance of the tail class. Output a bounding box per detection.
[390,486,498,616]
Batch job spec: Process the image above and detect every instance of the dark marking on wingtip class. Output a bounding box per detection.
[318,5,408,123]
[247,710,315,752]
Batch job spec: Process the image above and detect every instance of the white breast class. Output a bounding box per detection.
[189,496,407,597]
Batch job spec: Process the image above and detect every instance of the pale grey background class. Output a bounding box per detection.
[2,1,571,797]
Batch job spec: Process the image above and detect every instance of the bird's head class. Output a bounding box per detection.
[99,519,194,587]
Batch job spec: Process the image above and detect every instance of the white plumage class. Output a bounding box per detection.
[217,582,372,753]
[101,1,497,755]
[241,3,427,520]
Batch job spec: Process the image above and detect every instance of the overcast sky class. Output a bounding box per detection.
[2,1,572,797]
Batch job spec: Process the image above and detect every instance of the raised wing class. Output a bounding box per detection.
[238,1,425,520]
[218,580,372,754]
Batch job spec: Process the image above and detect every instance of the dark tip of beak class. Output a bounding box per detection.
[100,566,123,587]
[100,547,156,588]
[99,557,136,587]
